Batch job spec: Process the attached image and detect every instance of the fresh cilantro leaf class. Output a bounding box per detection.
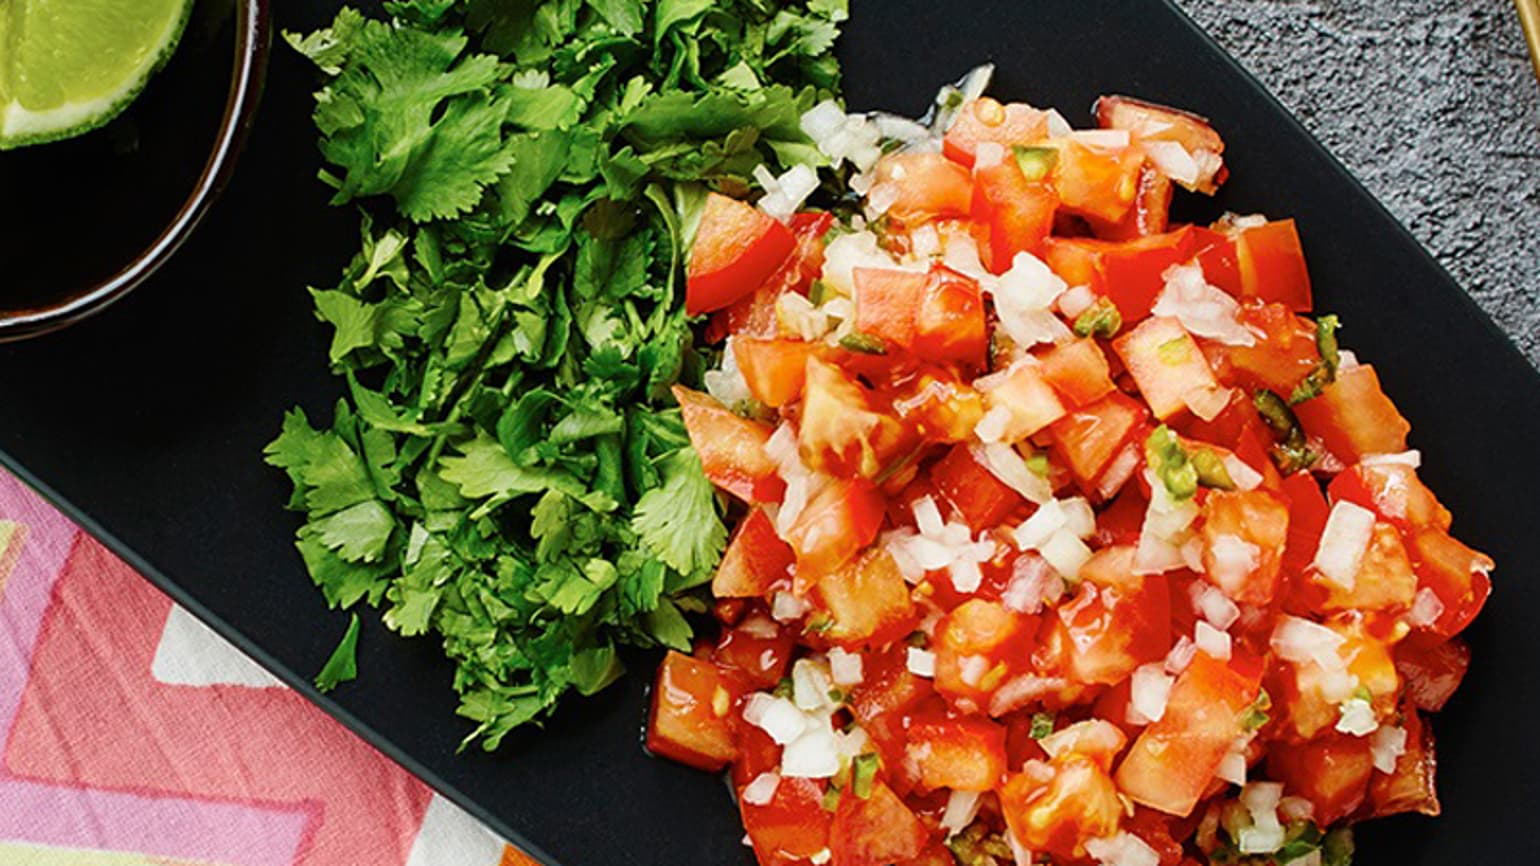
[632,448,726,576]
[315,613,363,692]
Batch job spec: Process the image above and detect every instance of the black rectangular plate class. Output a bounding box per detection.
[3,1,1538,863]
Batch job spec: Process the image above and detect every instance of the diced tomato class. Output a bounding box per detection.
[798,357,915,480]
[1316,521,1418,614]
[1366,707,1441,819]
[1328,462,1452,533]
[1407,528,1494,638]
[646,651,744,771]
[1046,546,1170,685]
[1044,227,1202,324]
[889,368,986,444]
[817,548,918,648]
[1207,303,1322,397]
[854,267,927,347]
[1292,364,1410,463]
[849,646,936,724]
[1394,637,1470,712]
[1048,391,1147,490]
[741,773,834,865]
[943,98,1050,167]
[1037,338,1116,408]
[1266,733,1374,826]
[1097,95,1227,194]
[934,599,1038,711]
[1115,651,1265,816]
[1235,219,1312,311]
[1097,484,1150,546]
[710,212,833,341]
[972,158,1057,273]
[713,508,796,598]
[912,266,988,368]
[673,386,785,503]
[1113,316,1228,422]
[1091,164,1173,240]
[735,338,820,408]
[1001,756,1124,860]
[873,152,974,224]
[714,616,795,689]
[829,781,930,866]
[1192,226,1241,295]
[980,361,1068,443]
[1122,807,1188,866]
[688,192,796,316]
[1279,471,1331,578]
[1199,489,1290,606]
[1050,139,1145,224]
[783,476,887,578]
[895,843,956,866]
[905,714,1008,792]
[930,443,1027,529]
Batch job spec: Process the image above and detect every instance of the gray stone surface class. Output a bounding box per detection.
[1175,0,1540,366]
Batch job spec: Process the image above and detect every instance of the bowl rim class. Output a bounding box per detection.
[0,0,273,343]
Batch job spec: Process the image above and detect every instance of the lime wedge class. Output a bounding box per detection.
[0,0,194,149]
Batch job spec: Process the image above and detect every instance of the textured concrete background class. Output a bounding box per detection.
[1176,0,1540,366]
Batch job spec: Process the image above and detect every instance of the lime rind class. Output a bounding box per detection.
[0,0,194,151]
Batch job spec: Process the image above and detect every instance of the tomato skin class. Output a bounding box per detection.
[1366,706,1441,819]
[783,476,888,578]
[930,443,1027,529]
[710,212,834,341]
[1048,546,1171,685]
[1328,462,1452,534]
[713,508,796,598]
[1001,756,1124,860]
[741,773,835,865]
[873,152,974,223]
[1407,527,1493,638]
[734,338,819,408]
[1266,733,1374,825]
[1235,219,1313,311]
[713,617,796,690]
[688,193,796,316]
[646,651,744,772]
[1044,228,1199,324]
[673,386,785,504]
[1037,339,1117,409]
[905,713,1009,792]
[1279,471,1331,580]
[943,97,1050,167]
[1091,164,1173,240]
[829,782,930,866]
[1207,303,1322,396]
[1192,226,1241,294]
[854,267,927,348]
[1394,637,1470,712]
[1048,391,1148,491]
[1096,94,1227,194]
[972,159,1057,273]
[912,266,988,368]
[849,645,936,724]
[1115,651,1265,816]
[1293,365,1411,463]
[1199,489,1290,606]
[817,548,918,648]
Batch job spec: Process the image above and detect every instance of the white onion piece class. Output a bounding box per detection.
[739,615,780,640]
[743,693,808,745]
[1336,697,1377,736]
[1222,454,1264,491]
[1278,796,1315,823]
[1143,140,1201,186]
[973,141,1006,170]
[1192,580,1242,630]
[1045,108,1073,138]
[1271,617,1347,670]
[1313,501,1377,590]
[781,723,840,778]
[991,253,1072,350]
[1003,554,1061,615]
[704,336,754,409]
[941,789,982,836]
[771,591,809,623]
[1165,635,1198,675]
[1085,832,1160,866]
[1371,724,1409,773]
[1058,284,1096,318]
[907,647,937,678]
[976,442,1053,504]
[1130,663,1175,724]
[828,648,864,686]
[792,659,836,712]
[741,772,781,806]
[1207,535,1261,599]
[1152,263,1255,346]
[912,495,945,537]
[1070,129,1132,149]
[1216,748,1248,786]
[809,850,831,865]
[1361,450,1422,468]
[1195,621,1233,660]
[1407,587,1446,628]
[1040,530,1093,581]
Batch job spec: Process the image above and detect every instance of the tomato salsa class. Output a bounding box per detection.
[648,82,1492,866]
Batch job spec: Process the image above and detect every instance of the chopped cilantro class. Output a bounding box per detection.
[270,0,848,749]
[315,613,362,693]
[1146,425,1198,500]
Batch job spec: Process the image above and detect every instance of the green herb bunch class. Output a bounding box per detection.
[267,0,848,749]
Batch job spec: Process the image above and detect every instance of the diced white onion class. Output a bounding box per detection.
[975,443,1054,504]
[1319,668,1361,704]
[1206,536,1261,601]
[703,336,754,408]
[1143,140,1201,186]
[973,141,1006,170]
[1039,720,1123,761]
[1371,724,1409,773]
[801,101,847,143]
[1085,832,1160,866]
[772,591,809,623]
[865,181,901,219]
[743,693,808,745]
[1152,263,1255,346]
[941,789,982,836]
[991,253,1072,350]
[950,558,985,594]
[1313,501,1377,590]
[873,112,932,144]
[1338,349,1360,369]
[741,772,781,806]
[1271,617,1348,670]
[1336,697,1378,737]
[1134,470,1201,574]
[1130,663,1174,724]
[820,230,897,297]
[909,223,942,260]
[1222,454,1264,491]
[1045,108,1073,138]
[809,849,832,865]
[1097,443,1143,500]
[907,647,937,678]
[1015,500,1069,549]
[1070,129,1132,149]
[834,726,870,759]
[913,495,946,537]
[1278,796,1315,823]
[1216,748,1248,786]
[1407,587,1446,629]
[792,659,836,712]
[781,724,841,778]
[1362,450,1422,468]
[828,647,864,686]
[1192,580,1242,630]
[1237,825,1285,855]
[739,615,780,640]
[1195,621,1233,660]
[1002,554,1062,615]
[959,655,990,687]
[1040,529,1093,581]
[1165,635,1198,675]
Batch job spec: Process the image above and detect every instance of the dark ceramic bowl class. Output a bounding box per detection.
[0,0,270,342]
